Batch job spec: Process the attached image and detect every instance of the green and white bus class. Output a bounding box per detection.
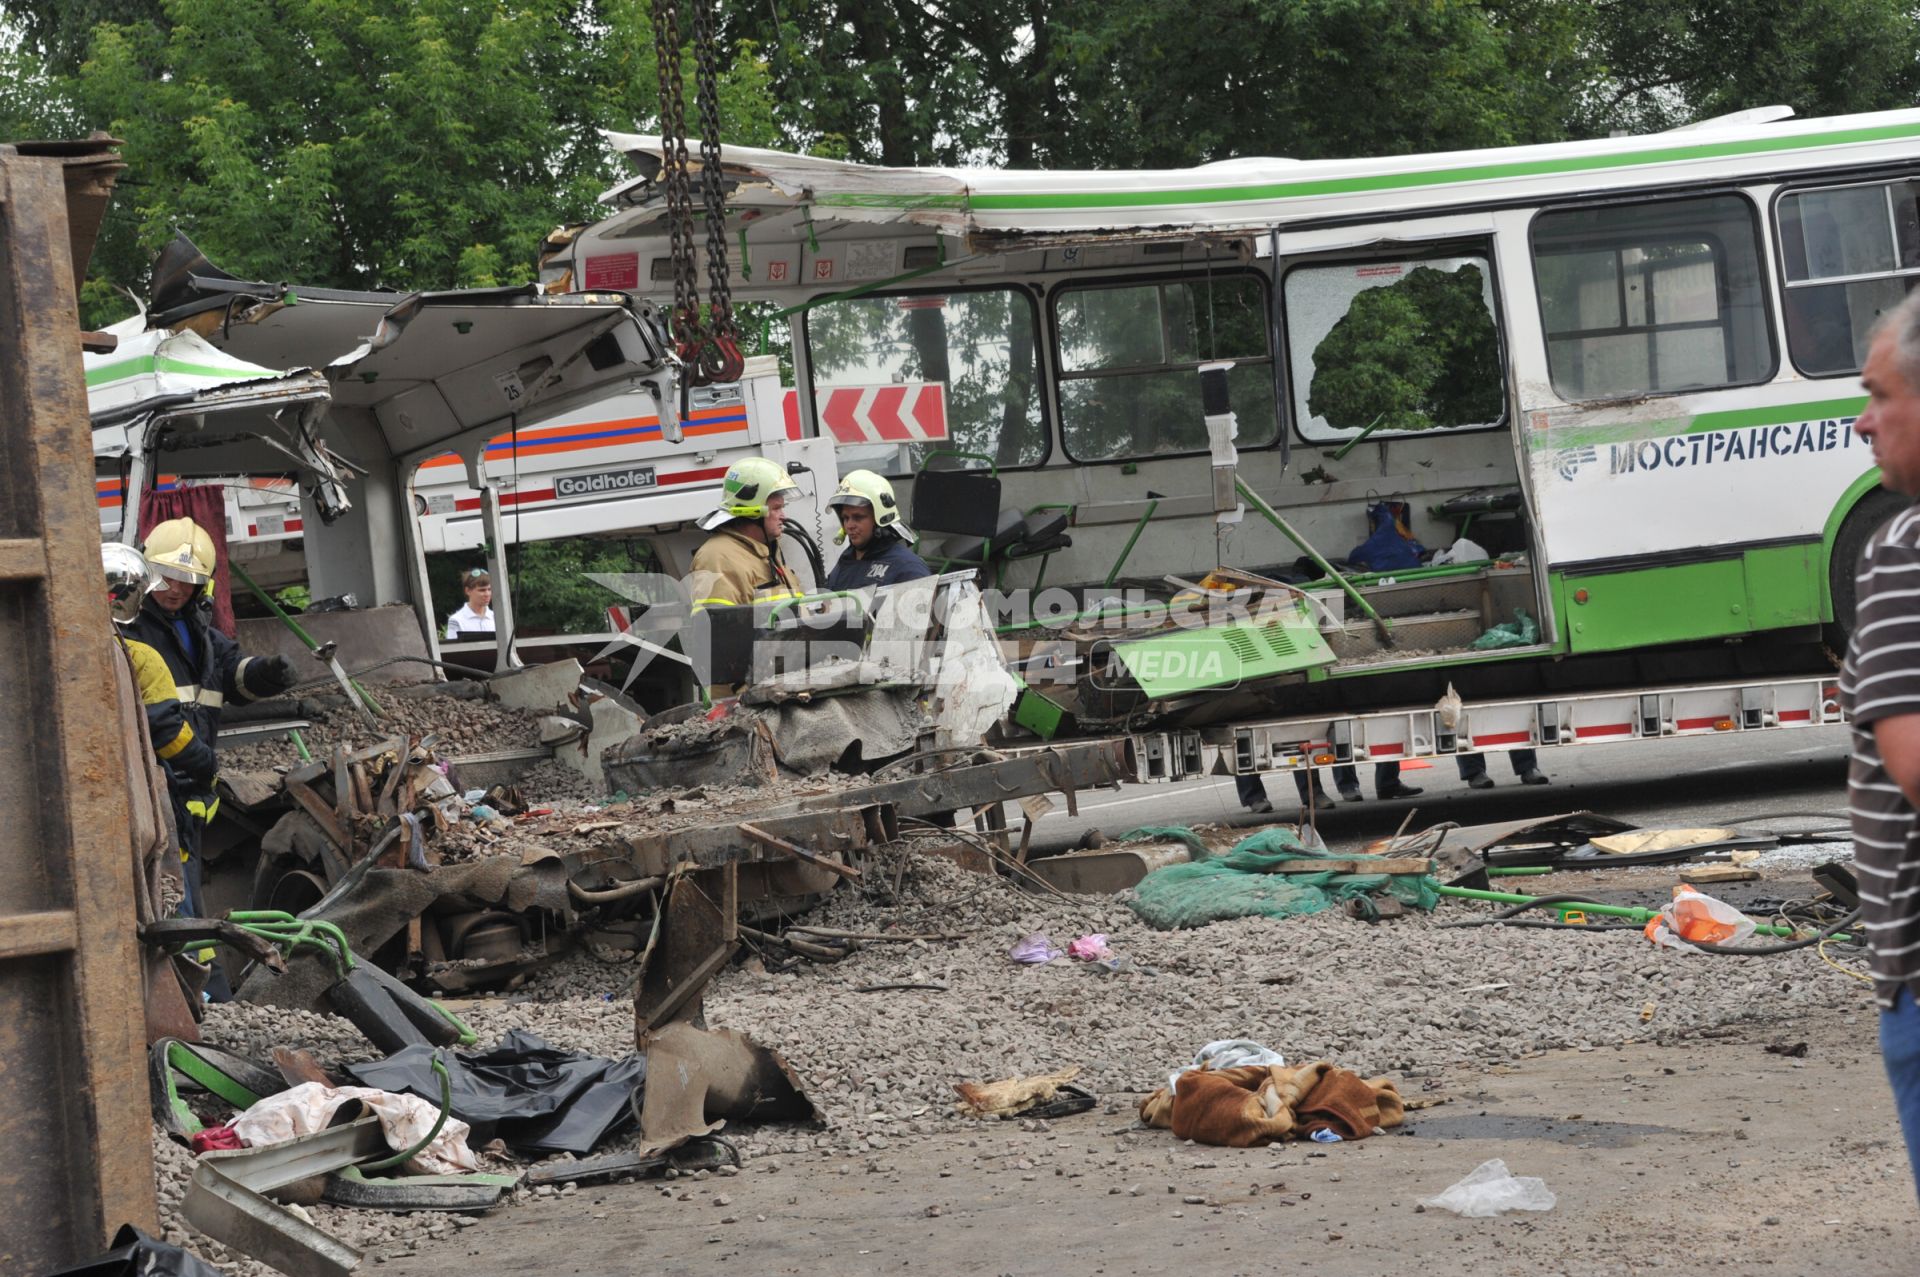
[549,106,1920,773]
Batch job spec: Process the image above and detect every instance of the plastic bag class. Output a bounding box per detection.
[1420,1158,1556,1217]
[1067,934,1112,961]
[1469,608,1539,650]
[1644,884,1756,951]
[1008,933,1062,964]
[1429,537,1489,566]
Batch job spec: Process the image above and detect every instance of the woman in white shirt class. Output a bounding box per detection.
[445,568,495,639]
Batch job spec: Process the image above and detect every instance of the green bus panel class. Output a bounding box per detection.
[1559,543,1823,654]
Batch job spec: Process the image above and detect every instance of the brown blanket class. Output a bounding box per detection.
[1137,1061,1404,1147]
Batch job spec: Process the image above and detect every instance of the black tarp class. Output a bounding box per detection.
[345,1029,644,1156]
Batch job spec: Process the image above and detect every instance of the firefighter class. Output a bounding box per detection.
[120,518,298,923]
[689,457,803,607]
[823,469,931,590]
[105,542,218,799]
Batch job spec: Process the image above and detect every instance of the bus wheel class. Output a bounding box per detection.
[1829,487,1909,646]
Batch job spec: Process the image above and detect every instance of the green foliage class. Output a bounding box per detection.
[1308,265,1501,433]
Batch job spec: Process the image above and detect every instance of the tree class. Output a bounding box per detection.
[21,0,781,326]
[1577,0,1920,135]
[1308,265,1501,433]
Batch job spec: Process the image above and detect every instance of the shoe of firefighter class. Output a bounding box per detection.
[1244,796,1275,815]
[1518,767,1550,785]
[1379,783,1424,799]
[1465,773,1496,790]
[1337,783,1363,803]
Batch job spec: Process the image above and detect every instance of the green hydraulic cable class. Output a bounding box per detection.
[737,228,751,281]
[230,911,478,1042]
[1234,477,1392,645]
[1104,499,1159,588]
[359,1057,453,1172]
[229,561,384,718]
[1436,885,1852,941]
[1487,865,1555,877]
[1331,411,1388,462]
[290,729,312,762]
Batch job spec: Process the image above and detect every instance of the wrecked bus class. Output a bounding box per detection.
[521,104,1920,776]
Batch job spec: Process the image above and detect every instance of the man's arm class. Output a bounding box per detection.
[1877,715,1920,808]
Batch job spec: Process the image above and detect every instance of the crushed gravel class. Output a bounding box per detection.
[219,682,546,773]
[163,794,1865,1270]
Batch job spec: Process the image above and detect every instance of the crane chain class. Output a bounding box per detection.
[652,0,705,378]
[692,0,743,384]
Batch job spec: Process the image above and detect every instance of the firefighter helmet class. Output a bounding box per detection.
[696,456,802,532]
[103,541,158,623]
[827,469,916,545]
[144,517,218,586]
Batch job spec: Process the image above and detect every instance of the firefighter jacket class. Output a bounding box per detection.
[121,594,279,760]
[688,526,799,609]
[117,633,218,791]
[824,535,932,592]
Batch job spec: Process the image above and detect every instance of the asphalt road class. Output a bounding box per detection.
[1025,724,1853,855]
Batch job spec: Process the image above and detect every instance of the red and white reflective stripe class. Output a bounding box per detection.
[1470,730,1533,747]
[1573,722,1634,738]
[607,605,632,630]
[795,384,947,445]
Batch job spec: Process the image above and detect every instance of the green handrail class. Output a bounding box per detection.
[1104,499,1158,588]
[1235,477,1391,645]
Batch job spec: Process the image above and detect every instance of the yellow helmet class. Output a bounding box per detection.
[144,516,218,585]
[827,469,915,545]
[696,456,801,532]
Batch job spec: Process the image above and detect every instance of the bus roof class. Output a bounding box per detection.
[603,106,1920,245]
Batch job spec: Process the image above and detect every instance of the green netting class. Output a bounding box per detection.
[1127,825,1442,930]
[1116,825,1213,859]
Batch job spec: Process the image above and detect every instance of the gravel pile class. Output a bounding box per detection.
[220,682,546,773]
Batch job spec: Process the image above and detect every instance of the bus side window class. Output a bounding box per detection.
[1283,254,1505,444]
[802,287,1048,475]
[1776,179,1920,377]
[1053,274,1278,462]
[1530,194,1773,401]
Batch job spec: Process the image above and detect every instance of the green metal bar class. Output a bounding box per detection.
[290,728,312,762]
[1235,477,1391,644]
[1331,411,1388,461]
[996,599,1169,636]
[1487,865,1554,877]
[230,561,384,717]
[1104,499,1158,589]
[1436,885,1849,940]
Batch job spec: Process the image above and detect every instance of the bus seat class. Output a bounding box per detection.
[939,508,1072,568]
[911,468,1002,539]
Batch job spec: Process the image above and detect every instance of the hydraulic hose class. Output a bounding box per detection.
[784,522,826,585]
[1436,886,1856,943]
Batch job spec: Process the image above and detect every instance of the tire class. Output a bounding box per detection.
[1829,486,1910,646]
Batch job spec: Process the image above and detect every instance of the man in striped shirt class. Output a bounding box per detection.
[1842,288,1920,1200]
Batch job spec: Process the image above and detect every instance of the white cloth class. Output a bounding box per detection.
[1168,1038,1288,1094]
[445,603,494,640]
[230,1081,480,1175]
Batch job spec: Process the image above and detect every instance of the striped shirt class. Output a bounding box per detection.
[1842,501,1920,1010]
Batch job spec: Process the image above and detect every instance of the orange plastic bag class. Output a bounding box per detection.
[1643,883,1756,951]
